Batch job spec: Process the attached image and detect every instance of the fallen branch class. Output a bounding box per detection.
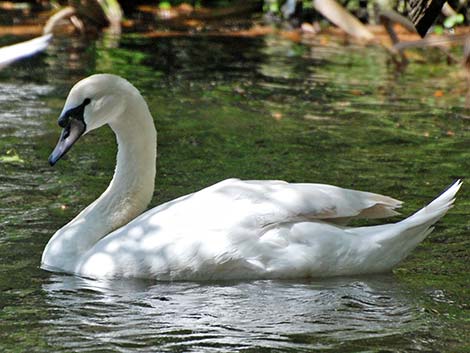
[379,10,416,36]
[153,1,261,21]
[43,7,77,34]
[47,0,123,34]
[393,33,464,64]
[394,33,469,50]
[96,0,122,34]
[312,0,374,41]
[441,2,458,17]
[379,10,416,64]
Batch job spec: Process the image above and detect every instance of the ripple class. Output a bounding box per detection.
[40,275,432,352]
[0,82,53,137]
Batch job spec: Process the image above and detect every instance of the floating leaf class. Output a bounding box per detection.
[0,149,25,164]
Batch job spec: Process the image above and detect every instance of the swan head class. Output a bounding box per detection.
[49,74,131,166]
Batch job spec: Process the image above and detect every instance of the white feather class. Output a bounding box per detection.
[0,34,52,69]
[41,74,462,280]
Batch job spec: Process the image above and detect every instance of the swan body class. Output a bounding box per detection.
[41,74,461,280]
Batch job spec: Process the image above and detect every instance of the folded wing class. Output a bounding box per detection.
[182,179,403,228]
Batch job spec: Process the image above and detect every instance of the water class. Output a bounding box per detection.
[0,31,469,351]
[42,276,426,352]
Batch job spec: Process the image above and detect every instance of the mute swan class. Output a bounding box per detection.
[41,74,461,280]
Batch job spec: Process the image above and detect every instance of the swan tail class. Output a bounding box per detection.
[353,180,462,271]
[400,179,462,229]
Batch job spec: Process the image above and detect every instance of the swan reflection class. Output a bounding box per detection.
[42,274,433,351]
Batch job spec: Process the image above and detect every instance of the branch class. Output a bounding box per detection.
[43,7,77,34]
[312,0,374,41]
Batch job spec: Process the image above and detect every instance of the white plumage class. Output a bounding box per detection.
[0,34,51,69]
[41,74,461,280]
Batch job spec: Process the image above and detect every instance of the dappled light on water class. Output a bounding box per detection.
[0,31,469,351]
[43,274,428,352]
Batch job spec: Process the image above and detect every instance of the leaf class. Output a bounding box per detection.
[0,149,25,164]
[433,25,444,35]
[443,14,464,29]
[158,1,171,10]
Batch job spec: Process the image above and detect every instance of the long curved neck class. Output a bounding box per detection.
[41,92,156,274]
[102,96,157,228]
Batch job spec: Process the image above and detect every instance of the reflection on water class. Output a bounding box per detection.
[43,274,428,352]
[0,30,469,352]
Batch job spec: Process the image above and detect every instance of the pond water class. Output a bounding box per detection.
[0,31,469,351]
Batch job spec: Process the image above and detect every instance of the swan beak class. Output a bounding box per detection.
[48,118,86,166]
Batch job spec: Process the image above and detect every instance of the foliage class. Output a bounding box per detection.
[443,13,465,28]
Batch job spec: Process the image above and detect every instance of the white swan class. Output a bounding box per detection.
[41,74,461,280]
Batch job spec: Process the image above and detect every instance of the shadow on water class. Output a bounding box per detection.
[42,273,432,352]
[0,30,469,352]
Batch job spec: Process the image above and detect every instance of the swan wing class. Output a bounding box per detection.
[145,178,402,229]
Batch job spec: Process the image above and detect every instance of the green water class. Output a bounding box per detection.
[0,33,469,352]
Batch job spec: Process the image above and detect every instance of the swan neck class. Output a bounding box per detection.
[41,91,157,274]
[98,94,157,230]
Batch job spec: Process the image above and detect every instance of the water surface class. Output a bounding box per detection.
[0,32,469,351]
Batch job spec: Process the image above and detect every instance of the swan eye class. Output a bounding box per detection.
[58,98,91,128]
